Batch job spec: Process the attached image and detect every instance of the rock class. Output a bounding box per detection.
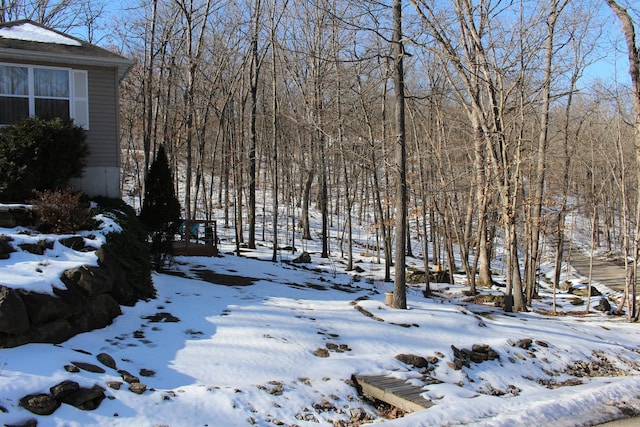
[293,252,312,263]
[23,319,76,345]
[0,285,30,334]
[97,352,117,370]
[62,385,106,410]
[59,236,88,251]
[64,364,80,373]
[107,381,123,390]
[516,339,533,349]
[313,348,330,358]
[569,285,602,297]
[0,205,33,228]
[595,298,612,313]
[16,290,76,325]
[143,312,179,322]
[49,380,80,400]
[395,353,429,368]
[71,361,106,373]
[96,248,137,306]
[119,369,140,384]
[427,355,440,364]
[5,418,37,427]
[350,408,367,421]
[18,240,53,256]
[69,294,121,332]
[19,393,60,415]
[451,343,499,369]
[62,265,114,296]
[128,383,147,395]
[0,235,15,259]
[139,368,155,377]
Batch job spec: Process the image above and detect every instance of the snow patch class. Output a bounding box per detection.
[0,22,82,46]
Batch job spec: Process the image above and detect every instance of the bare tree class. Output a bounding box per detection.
[391,0,407,309]
[604,0,640,321]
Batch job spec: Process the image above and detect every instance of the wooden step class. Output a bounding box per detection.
[354,374,433,413]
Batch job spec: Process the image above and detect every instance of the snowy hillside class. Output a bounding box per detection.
[0,207,639,426]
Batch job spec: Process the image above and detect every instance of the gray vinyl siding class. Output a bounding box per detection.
[85,67,119,168]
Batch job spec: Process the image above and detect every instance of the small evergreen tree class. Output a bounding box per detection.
[139,145,181,270]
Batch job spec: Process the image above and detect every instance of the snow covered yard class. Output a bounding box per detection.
[1,219,640,426]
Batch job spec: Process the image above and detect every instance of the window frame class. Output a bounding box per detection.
[0,62,89,129]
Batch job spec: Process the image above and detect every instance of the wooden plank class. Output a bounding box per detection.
[354,375,433,413]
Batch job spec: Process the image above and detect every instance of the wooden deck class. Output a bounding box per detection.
[173,219,218,257]
[353,374,433,413]
[172,240,218,257]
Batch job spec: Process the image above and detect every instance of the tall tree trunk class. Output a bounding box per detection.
[392,0,407,309]
[605,0,640,321]
[526,0,567,305]
[248,0,261,249]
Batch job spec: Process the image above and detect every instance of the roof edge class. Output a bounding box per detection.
[0,47,135,80]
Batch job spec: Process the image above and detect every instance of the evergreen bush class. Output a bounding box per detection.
[0,117,89,202]
[139,145,181,271]
[93,197,154,299]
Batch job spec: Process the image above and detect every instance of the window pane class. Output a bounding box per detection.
[0,97,29,124]
[0,65,28,95]
[35,98,70,121]
[34,68,69,97]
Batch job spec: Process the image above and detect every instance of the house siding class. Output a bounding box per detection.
[86,67,119,168]
[70,66,121,198]
[0,20,132,199]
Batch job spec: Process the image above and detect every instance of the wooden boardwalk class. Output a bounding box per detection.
[353,375,433,413]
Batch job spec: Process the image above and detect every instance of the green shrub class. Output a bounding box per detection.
[139,145,181,271]
[93,197,154,299]
[0,117,89,202]
[29,188,94,233]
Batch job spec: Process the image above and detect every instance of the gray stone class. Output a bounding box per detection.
[18,240,53,256]
[61,385,106,410]
[516,338,533,349]
[97,352,117,370]
[107,381,123,390]
[595,298,612,312]
[22,319,76,345]
[5,418,37,427]
[569,285,602,297]
[16,290,75,325]
[313,348,330,358]
[62,265,114,296]
[69,294,121,333]
[139,368,155,377]
[59,236,88,251]
[19,393,60,415]
[71,361,106,373]
[293,252,312,263]
[128,382,147,395]
[0,285,30,334]
[118,369,140,384]
[0,235,15,259]
[395,353,429,368]
[0,206,33,228]
[50,380,80,401]
[97,248,136,306]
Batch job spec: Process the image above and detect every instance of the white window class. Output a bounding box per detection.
[0,63,89,129]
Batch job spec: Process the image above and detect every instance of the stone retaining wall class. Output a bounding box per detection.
[0,205,144,348]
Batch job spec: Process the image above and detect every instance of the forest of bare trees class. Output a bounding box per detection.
[3,0,640,318]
